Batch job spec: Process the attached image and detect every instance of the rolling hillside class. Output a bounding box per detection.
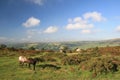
[3,38,120,50]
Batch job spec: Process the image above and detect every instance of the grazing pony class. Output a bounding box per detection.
[19,56,38,70]
[19,56,27,65]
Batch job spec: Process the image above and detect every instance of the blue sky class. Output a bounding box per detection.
[0,0,120,43]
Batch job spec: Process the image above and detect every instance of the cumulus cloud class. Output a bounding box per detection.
[66,23,94,30]
[44,26,58,33]
[116,26,120,32]
[22,17,40,28]
[81,29,92,34]
[73,17,85,23]
[26,0,46,6]
[66,11,106,35]
[81,29,101,34]
[83,11,106,22]
[66,17,94,30]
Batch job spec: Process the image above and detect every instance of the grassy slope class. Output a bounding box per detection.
[0,55,120,80]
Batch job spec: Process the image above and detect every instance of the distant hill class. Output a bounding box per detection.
[4,38,120,50]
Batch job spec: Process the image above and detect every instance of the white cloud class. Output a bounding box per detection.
[44,26,58,33]
[22,17,40,28]
[116,26,120,32]
[66,11,106,31]
[81,29,92,34]
[66,17,94,30]
[73,17,84,23]
[83,11,106,22]
[26,0,46,6]
[81,29,101,34]
[66,23,94,30]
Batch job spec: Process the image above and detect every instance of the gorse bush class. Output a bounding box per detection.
[61,52,100,65]
[61,54,89,65]
[79,57,119,76]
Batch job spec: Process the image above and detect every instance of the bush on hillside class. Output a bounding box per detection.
[61,54,89,65]
[79,57,119,76]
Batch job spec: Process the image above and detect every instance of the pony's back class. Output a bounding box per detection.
[19,56,27,62]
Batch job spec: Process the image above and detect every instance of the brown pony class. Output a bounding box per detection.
[19,56,38,70]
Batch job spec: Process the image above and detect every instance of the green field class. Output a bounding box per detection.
[0,51,120,80]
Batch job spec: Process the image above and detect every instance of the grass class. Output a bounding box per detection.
[0,54,120,80]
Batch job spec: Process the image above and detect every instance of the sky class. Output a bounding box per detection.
[0,0,120,43]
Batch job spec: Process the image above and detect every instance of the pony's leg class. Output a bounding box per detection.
[25,63,27,67]
[19,62,24,68]
[33,64,35,70]
[19,62,23,67]
[20,62,24,67]
[22,62,24,66]
[24,63,27,67]
[33,62,36,70]
[29,63,31,69]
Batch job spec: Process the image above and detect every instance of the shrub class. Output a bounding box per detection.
[61,54,89,65]
[79,57,119,76]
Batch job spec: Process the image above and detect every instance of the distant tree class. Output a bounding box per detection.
[41,48,45,51]
[0,44,7,49]
[9,47,16,51]
[29,46,35,50]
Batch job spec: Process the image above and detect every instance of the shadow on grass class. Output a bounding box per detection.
[37,64,61,70]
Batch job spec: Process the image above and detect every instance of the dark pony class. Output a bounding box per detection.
[19,56,39,70]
